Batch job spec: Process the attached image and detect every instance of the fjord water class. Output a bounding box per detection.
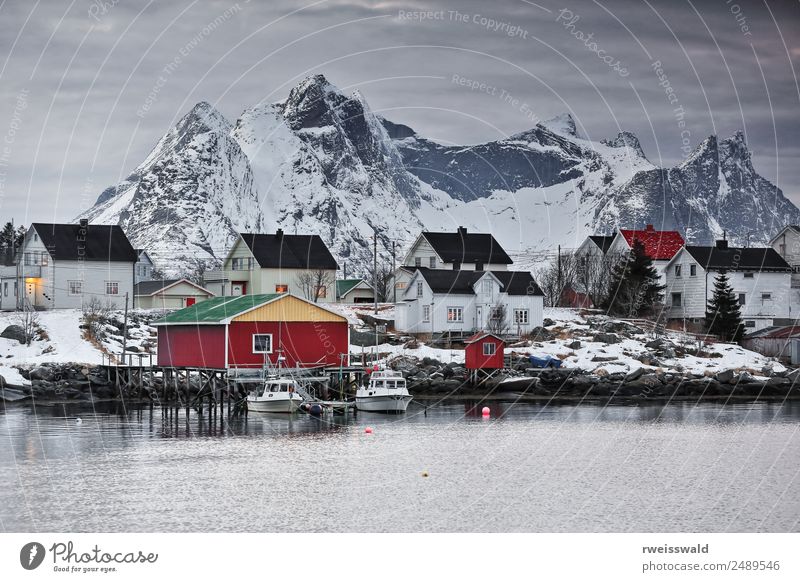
[1,401,798,532]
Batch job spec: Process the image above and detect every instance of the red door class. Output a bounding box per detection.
[185,297,196,307]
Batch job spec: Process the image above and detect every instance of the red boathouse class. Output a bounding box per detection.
[464,332,505,370]
[153,293,349,369]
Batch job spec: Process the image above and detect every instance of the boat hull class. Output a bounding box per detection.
[247,396,303,413]
[355,394,412,413]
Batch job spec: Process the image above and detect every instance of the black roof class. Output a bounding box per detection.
[240,232,338,270]
[32,223,137,262]
[588,235,615,253]
[421,229,513,265]
[413,268,543,296]
[684,245,791,272]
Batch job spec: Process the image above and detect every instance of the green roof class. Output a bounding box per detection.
[152,293,283,325]
[336,278,371,298]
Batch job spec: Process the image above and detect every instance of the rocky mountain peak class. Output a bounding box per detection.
[602,131,647,159]
[541,113,577,136]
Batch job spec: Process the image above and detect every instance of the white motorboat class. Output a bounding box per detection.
[355,369,412,413]
[247,378,304,413]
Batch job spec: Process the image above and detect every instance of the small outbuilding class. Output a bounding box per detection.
[464,332,505,370]
[153,293,350,370]
[134,278,214,309]
[335,278,375,304]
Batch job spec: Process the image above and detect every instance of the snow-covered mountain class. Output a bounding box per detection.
[81,74,800,276]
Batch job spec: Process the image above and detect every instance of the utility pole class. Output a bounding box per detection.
[392,241,396,304]
[122,292,129,360]
[557,244,562,308]
[373,226,378,315]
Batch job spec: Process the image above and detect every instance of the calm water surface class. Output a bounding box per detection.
[1,400,799,532]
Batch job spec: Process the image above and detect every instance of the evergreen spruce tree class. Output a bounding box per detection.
[705,271,743,342]
[0,222,15,249]
[603,239,665,317]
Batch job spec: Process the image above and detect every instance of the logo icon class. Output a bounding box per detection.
[20,542,45,570]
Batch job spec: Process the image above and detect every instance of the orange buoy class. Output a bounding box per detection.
[481,406,491,417]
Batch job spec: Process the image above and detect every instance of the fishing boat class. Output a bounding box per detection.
[355,369,412,413]
[247,378,305,413]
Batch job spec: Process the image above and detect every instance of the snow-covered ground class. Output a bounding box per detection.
[328,302,395,326]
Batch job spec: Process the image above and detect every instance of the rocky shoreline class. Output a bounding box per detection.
[3,358,799,406]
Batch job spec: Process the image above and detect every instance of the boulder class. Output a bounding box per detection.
[0,324,27,344]
[542,318,556,327]
[591,356,618,362]
[625,367,645,381]
[567,340,581,350]
[645,338,665,349]
[592,333,620,344]
[714,369,736,384]
[29,366,54,382]
[529,327,555,341]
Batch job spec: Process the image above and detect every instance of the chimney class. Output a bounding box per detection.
[645,224,654,231]
[276,228,283,239]
[457,226,467,236]
[716,239,728,250]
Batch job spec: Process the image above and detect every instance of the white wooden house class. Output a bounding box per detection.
[392,227,513,295]
[134,249,155,284]
[203,230,339,303]
[335,279,375,304]
[0,220,137,310]
[664,240,793,331]
[395,268,544,335]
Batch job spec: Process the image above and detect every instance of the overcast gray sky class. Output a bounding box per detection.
[1,0,798,225]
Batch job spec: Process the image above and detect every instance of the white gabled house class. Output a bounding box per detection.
[134,278,215,309]
[392,227,513,295]
[203,230,339,303]
[0,220,137,310]
[664,240,793,332]
[395,268,544,335]
[134,249,155,284]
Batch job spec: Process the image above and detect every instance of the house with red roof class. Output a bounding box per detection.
[604,224,685,287]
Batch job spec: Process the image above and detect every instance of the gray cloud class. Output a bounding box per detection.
[0,0,798,223]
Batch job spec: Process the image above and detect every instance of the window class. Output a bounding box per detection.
[24,251,48,266]
[447,307,463,322]
[514,309,529,324]
[690,264,697,276]
[422,305,430,322]
[482,280,493,294]
[482,342,496,356]
[779,244,786,255]
[671,292,682,307]
[416,281,423,297]
[395,282,407,289]
[744,272,754,279]
[738,293,746,305]
[275,284,288,293]
[761,292,772,301]
[744,320,756,328]
[252,334,272,353]
[429,256,436,268]
[105,281,119,295]
[315,285,327,299]
[674,265,682,277]
[2,282,6,297]
[68,281,82,296]
[231,257,253,270]
[414,257,422,267]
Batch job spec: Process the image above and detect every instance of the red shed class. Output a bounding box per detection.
[153,293,349,369]
[464,332,505,370]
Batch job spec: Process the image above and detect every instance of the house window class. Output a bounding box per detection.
[68,281,82,296]
[414,257,422,267]
[422,305,430,322]
[743,272,754,279]
[275,284,288,293]
[395,282,407,289]
[482,280,492,294]
[429,256,436,268]
[447,307,463,322]
[231,257,253,270]
[674,265,682,277]
[24,251,48,266]
[482,342,496,356]
[738,293,746,305]
[761,292,772,301]
[315,285,327,299]
[779,244,786,255]
[514,309,529,324]
[2,282,6,297]
[252,334,272,354]
[744,320,756,328]
[416,281,423,297]
[690,264,696,276]
[105,281,119,295]
[671,292,682,307]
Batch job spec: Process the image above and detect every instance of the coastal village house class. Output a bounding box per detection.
[769,226,800,314]
[203,231,339,303]
[134,278,215,309]
[153,293,349,369]
[395,268,544,336]
[134,249,155,284]
[391,227,513,295]
[335,278,374,304]
[0,220,136,310]
[578,225,685,288]
[664,239,793,331]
